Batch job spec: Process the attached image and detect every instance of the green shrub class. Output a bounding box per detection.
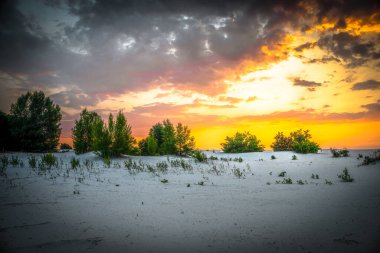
[194,150,207,162]
[338,168,354,182]
[361,150,380,165]
[221,131,264,153]
[271,155,276,160]
[325,179,333,185]
[233,167,244,178]
[271,129,320,153]
[233,157,243,163]
[10,156,20,166]
[40,153,57,170]
[60,143,72,150]
[209,156,218,160]
[292,155,297,160]
[282,178,293,184]
[156,161,168,172]
[271,132,293,151]
[330,148,349,157]
[28,155,37,168]
[70,157,80,170]
[296,179,304,185]
[278,171,286,177]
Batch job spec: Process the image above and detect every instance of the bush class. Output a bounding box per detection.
[278,171,286,177]
[60,143,72,150]
[330,148,349,158]
[292,155,297,160]
[70,157,80,170]
[271,129,320,154]
[233,157,243,163]
[221,131,264,153]
[40,153,57,170]
[271,132,293,151]
[28,156,37,168]
[338,168,354,182]
[233,167,244,178]
[194,150,207,162]
[271,155,276,160]
[9,91,61,151]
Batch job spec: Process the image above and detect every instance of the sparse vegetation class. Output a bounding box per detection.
[338,168,354,182]
[330,148,350,158]
[233,157,243,163]
[70,157,80,170]
[292,155,297,160]
[325,179,333,185]
[232,167,244,178]
[209,156,218,160]
[28,155,37,168]
[278,171,287,177]
[311,174,319,179]
[156,161,168,172]
[296,179,305,185]
[361,150,380,165]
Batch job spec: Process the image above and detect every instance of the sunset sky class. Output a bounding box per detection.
[0,0,379,149]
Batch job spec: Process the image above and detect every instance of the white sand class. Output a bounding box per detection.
[0,150,379,252]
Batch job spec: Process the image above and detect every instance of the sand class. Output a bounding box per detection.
[0,149,379,253]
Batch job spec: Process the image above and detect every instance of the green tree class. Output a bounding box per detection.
[175,123,195,156]
[149,123,164,150]
[9,91,61,151]
[111,111,135,156]
[221,131,264,153]
[72,108,101,154]
[290,129,320,153]
[0,111,14,151]
[147,134,158,155]
[271,132,293,151]
[91,117,112,159]
[161,119,177,154]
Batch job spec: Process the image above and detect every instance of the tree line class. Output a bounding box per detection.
[0,91,320,155]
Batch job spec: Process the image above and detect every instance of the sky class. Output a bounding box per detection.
[0,0,379,149]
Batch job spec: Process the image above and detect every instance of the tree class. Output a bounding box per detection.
[175,123,195,156]
[146,134,158,155]
[0,111,14,151]
[160,119,177,155]
[271,129,320,153]
[149,123,164,150]
[72,108,101,154]
[290,129,320,153]
[9,91,61,151]
[221,131,264,153]
[271,132,293,151]
[111,111,135,156]
[91,117,112,159]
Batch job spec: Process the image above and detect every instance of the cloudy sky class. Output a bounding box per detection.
[0,0,379,149]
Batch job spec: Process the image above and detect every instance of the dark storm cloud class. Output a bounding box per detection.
[317,32,380,67]
[352,79,380,90]
[292,78,322,92]
[0,0,379,111]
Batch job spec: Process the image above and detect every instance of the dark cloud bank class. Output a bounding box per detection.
[0,0,379,112]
